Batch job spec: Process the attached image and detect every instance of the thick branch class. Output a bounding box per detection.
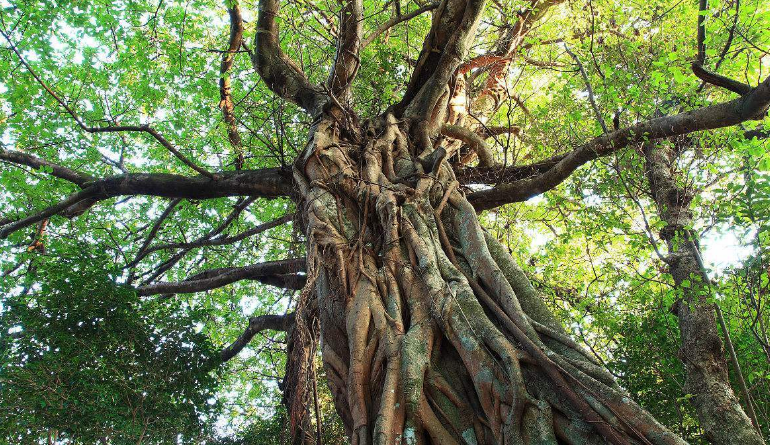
[0,147,93,185]
[691,0,752,95]
[136,258,306,295]
[467,75,770,210]
[405,0,487,120]
[220,313,295,362]
[396,0,484,116]
[0,168,293,238]
[252,0,327,114]
[477,125,521,139]
[179,263,306,291]
[696,0,707,66]
[88,168,293,199]
[254,273,306,290]
[220,4,245,169]
[457,154,563,184]
[327,0,363,99]
[692,63,752,95]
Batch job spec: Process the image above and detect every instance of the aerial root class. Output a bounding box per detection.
[297,118,687,445]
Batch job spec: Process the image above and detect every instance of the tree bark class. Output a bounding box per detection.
[643,141,764,445]
[284,112,689,445]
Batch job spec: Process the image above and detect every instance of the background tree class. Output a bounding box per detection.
[1,0,769,444]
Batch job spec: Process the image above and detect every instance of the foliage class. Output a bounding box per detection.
[0,245,220,443]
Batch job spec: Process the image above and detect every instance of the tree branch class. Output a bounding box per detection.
[327,0,363,99]
[139,213,294,259]
[690,0,752,95]
[396,0,484,116]
[0,187,100,239]
[692,62,752,95]
[477,125,522,139]
[252,0,328,115]
[0,168,293,238]
[254,273,306,290]
[0,147,93,186]
[467,75,770,210]
[457,154,563,184]
[177,263,306,290]
[361,3,439,49]
[129,198,183,267]
[220,313,295,362]
[219,4,245,169]
[133,196,264,280]
[744,128,769,140]
[563,43,608,134]
[405,0,487,120]
[461,0,565,104]
[130,196,257,267]
[696,0,707,66]
[86,168,293,200]
[136,258,306,295]
[441,124,496,167]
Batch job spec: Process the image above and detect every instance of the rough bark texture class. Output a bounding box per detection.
[284,112,689,445]
[644,142,764,445]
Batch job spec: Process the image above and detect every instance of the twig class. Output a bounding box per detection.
[361,3,439,48]
[563,43,608,134]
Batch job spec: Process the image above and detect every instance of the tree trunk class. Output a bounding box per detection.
[285,113,688,445]
[643,141,764,445]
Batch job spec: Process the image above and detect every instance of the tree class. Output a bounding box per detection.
[1,0,769,444]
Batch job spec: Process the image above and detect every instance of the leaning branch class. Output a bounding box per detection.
[476,125,522,139]
[0,29,216,179]
[441,124,496,167]
[220,313,295,362]
[563,43,608,134]
[136,258,306,295]
[130,198,183,267]
[467,75,770,210]
[131,196,257,266]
